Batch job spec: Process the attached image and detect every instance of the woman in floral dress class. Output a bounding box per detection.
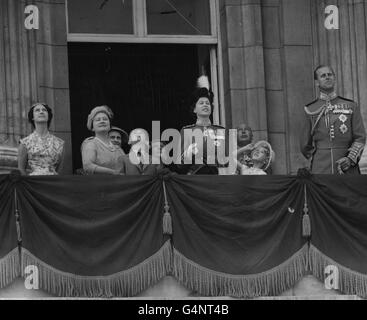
[18,103,65,175]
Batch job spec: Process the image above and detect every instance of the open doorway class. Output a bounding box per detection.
[68,43,212,171]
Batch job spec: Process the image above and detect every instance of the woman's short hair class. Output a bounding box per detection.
[28,103,53,128]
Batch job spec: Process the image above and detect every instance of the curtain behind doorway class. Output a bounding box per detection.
[68,43,201,171]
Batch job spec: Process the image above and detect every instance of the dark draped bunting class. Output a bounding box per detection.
[165,175,309,297]
[0,174,20,288]
[16,175,170,297]
[307,175,367,297]
[1,174,367,298]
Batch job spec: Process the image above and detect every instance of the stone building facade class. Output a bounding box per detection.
[1,0,367,174]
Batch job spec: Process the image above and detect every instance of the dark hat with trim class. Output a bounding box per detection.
[109,126,129,144]
[190,75,214,109]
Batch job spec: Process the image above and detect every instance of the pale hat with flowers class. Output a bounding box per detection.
[86,105,114,131]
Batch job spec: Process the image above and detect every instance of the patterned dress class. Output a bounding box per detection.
[240,165,266,175]
[20,132,64,175]
[81,137,125,174]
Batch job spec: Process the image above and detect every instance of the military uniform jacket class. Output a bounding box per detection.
[179,123,228,174]
[300,92,366,174]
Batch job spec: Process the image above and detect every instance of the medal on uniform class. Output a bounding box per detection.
[339,114,348,134]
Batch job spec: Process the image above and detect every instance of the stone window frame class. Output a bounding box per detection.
[65,0,226,126]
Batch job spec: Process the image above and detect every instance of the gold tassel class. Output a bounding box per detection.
[162,181,173,235]
[302,185,311,238]
[302,212,311,237]
[163,207,172,235]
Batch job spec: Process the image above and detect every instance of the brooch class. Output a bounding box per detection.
[339,114,348,134]
[340,124,348,134]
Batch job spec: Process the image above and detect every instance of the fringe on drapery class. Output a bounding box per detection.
[172,244,309,298]
[0,247,20,289]
[309,244,367,298]
[20,240,172,297]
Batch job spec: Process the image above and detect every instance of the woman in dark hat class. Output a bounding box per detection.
[81,105,125,175]
[108,126,129,153]
[18,102,65,175]
[179,76,227,175]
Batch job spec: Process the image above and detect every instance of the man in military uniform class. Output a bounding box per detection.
[300,65,366,174]
[179,76,228,175]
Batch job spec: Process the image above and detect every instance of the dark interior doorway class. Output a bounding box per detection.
[68,43,210,172]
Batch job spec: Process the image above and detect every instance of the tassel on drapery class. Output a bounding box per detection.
[20,241,172,297]
[162,180,172,235]
[172,244,309,298]
[302,184,311,238]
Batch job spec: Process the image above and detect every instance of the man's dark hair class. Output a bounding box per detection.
[28,103,53,128]
[314,65,335,80]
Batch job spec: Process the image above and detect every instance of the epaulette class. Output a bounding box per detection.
[304,104,324,116]
[338,96,355,103]
[305,99,318,107]
[182,124,196,129]
[84,136,95,142]
[212,124,225,129]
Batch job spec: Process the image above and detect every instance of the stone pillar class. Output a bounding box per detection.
[0,0,38,147]
[35,0,72,174]
[0,0,72,174]
[220,0,268,142]
[261,0,314,174]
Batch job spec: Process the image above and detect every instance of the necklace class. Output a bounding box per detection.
[95,137,115,151]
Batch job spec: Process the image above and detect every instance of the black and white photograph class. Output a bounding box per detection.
[0,0,366,307]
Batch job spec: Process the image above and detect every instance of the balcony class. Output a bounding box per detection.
[0,172,366,299]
